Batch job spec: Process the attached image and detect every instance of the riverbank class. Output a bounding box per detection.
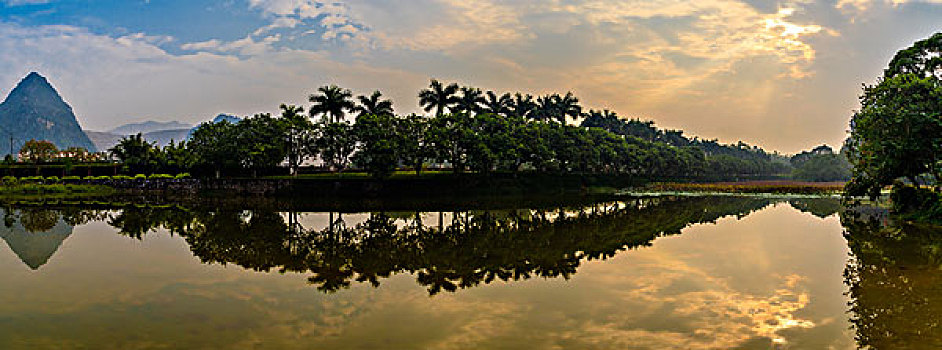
[644,181,845,195]
[0,176,853,202]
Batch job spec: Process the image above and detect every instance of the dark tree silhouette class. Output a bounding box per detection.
[418,79,459,116]
[309,85,355,123]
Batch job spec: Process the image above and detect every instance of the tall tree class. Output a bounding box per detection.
[482,91,512,116]
[309,85,355,123]
[353,113,402,178]
[555,92,582,124]
[534,95,557,123]
[280,104,314,176]
[353,90,395,117]
[454,86,485,115]
[397,114,432,175]
[418,79,459,116]
[237,113,288,177]
[845,33,942,199]
[188,121,241,178]
[315,121,356,173]
[510,93,536,119]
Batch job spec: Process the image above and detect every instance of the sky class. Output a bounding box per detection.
[0,0,940,154]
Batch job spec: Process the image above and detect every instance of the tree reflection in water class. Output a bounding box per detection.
[842,212,942,348]
[14,196,942,348]
[27,196,777,295]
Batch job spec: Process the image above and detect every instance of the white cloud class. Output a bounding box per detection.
[0,22,426,131]
[3,0,52,6]
[8,0,936,152]
[836,0,942,15]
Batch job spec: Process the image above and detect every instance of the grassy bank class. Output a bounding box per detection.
[644,181,845,195]
[0,183,114,200]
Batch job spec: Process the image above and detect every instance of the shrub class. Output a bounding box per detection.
[133,174,147,180]
[62,176,82,181]
[175,173,191,179]
[112,175,132,180]
[1,176,17,186]
[20,176,44,183]
[148,173,173,179]
[890,182,940,214]
[45,176,60,183]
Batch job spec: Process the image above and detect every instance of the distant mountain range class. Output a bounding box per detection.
[108,120,191,135]
[87,129,190,151]
[90,114,239,151]
[0,72,246,154]
[0,72,97,154]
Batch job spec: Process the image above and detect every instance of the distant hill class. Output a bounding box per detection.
[0,72,96,154]
[142,128,189,146]
[187,114,241,139]
[86,131,124,152]
[89,114,236,151]
[109,120,191,135]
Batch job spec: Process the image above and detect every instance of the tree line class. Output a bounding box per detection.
[111,80,794,179]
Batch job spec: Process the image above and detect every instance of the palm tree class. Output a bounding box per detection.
[454,86,484,115]
[353,90,394,117]
[482,91,511,116]
[511,93,536,119]
[534,95,557,123]
[556,91,582,124]
[309,85,355,123]
[418,79,459,116]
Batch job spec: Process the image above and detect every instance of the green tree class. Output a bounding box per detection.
[109,134,156,174]
[482,91,511,116]
[309,85,355,123]
[160,141,195,174]
[845,74,942,198]
[510,93,536,119]
[238,113,288,177]
[418,79,459,116]
[427,113,473,173]
[846,33,942,199]
[353,90,394,117]
[188,121,241,178]
[353,113,402,178]
[280,104,314,176]
[454,86,484,115]
[554,92,582,124]
[315,121,356,173]
[793,154,852,182]
[20,139,58,164]
[397,114,432,175]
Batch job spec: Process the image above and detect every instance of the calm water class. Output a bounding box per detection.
[0,196,936,349]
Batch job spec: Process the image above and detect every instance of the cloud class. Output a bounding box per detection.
[3,0,51,6]
[7,0,941,152]
[836,0,942,15]
[0,22,426,131]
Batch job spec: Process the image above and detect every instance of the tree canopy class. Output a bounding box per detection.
[845,33,942,198]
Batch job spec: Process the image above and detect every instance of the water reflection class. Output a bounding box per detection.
[5,196,942,348]
[75,196,785,295]
[0,197,849,292]
[0,207,108,270]
[842,213,942,348]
